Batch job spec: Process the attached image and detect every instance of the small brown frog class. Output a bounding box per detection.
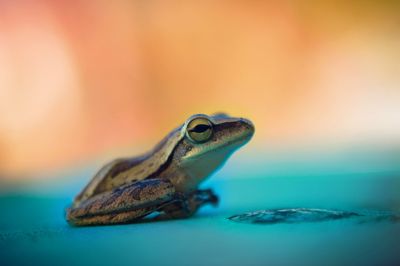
[66,113,254,226]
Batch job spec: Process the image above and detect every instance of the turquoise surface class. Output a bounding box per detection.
[1,149,400,265]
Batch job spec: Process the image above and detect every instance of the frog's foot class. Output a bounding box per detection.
[192,188,219,207]
[66,179,176,226]
[154,189,219,220]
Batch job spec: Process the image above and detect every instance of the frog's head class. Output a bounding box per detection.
[174,113,255,185]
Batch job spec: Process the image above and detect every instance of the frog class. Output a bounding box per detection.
[66,113,254,226]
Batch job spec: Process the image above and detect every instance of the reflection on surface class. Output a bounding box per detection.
[229,208,400,224]
[229,208,360,224]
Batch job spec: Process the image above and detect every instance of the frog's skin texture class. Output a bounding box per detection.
[66,113,254,226]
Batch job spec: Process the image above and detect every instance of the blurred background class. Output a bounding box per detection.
[0,1,399,182]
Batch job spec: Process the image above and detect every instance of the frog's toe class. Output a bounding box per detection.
[208,193,219,206]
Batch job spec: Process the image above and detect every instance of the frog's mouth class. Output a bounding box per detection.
[216,129,253,152]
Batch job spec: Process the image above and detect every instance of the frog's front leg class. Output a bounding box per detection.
[154,189,219,220]
[66,179,175,226]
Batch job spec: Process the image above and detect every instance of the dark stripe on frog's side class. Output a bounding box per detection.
[108,126,182,179]
[109,156,148,178]
[145,138,189,180]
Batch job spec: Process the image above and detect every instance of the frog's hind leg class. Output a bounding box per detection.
[154,189,219,220]
[66,179,175,226]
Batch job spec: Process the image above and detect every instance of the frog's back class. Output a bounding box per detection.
[74,127,183,206]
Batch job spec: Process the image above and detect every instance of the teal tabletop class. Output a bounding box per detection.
[1,148,400,266]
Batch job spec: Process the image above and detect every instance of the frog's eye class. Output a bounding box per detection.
[186,117,213,143]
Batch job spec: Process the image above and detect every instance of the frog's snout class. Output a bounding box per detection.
[239,117,255,136]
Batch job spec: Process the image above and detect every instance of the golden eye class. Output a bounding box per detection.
[186,117,213,143]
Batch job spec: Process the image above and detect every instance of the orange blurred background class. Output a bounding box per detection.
[1,1,400,178]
